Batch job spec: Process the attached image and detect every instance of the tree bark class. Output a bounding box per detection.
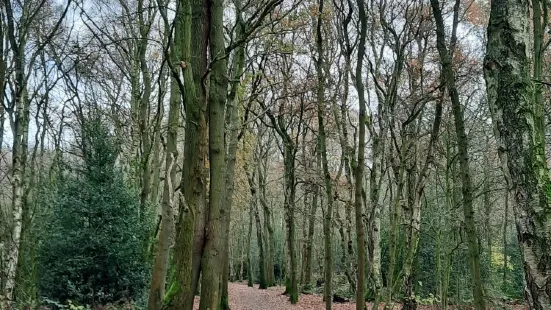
[162,0,207,307]
[198,0,229,305]
[259,159,276,286]
[315,1,334,307]
[2,0,30,303]
[247,200,254,287]
[148,150,177,310]
[354,0,367,308]
[248,166,267,289]
[484,0,551,308]
[220,7,246,305]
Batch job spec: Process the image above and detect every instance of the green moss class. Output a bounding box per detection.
[163,280,181,305]
[219,295,229,310]
[289,289,298,304]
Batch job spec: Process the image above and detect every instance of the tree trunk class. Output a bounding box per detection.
[252,184,267,289]
[198,0,229,305]
[484,0,551,308]
[259,161,275,286]
[2,0,29,303]
[262,62,301,302]
[148,151,177,310]
[283,144,299,303]
[368,129,382,308]
[354,0,367,308]
[247,201,254,287]
[220,10,245,306]
[162,0,207,307]
[188,0,210,300]
[315,2,334,307]
[147,5,184,303]
[301,191,309,286]
[431,1,485,309]
[304,185,318,286]
[137,0,153,218]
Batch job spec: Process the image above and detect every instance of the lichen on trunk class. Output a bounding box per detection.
[484,0,551,308]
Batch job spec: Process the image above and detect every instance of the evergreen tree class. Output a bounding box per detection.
[38,119,150,305]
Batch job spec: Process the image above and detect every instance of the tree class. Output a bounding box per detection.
[314,0,335,307]
[484,0,551,308]
[430,1,485,309]
[39,118,149,306]
[147,0,184,305]
[354,0,367,308]
[0,0,72,304]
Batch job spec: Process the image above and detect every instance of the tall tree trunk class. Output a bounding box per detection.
[188,0,210,300]
[259,160,275,286]
[2,0,29,302]
[315,1,334,307]
[248,166,267,289]
[483,146,492,251]
[301,191,310,286]
[431,1,485,309]
[198,0,229,305]
[484,0,551,308]
[148,151,177,310]
[283,144,299,303]
[220,9,246,306]
[137,0,153,218]
[148,5,184,302]
[304,184,318,286]
[163,0,207,307]
[354,0,367,308]
[247,201,254,287]
[367,128,382,308]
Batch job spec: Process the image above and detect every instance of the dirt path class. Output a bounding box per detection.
[193,282,357,310]
[193,283,527,310]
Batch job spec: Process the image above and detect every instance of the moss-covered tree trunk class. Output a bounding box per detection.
[188,0,210,299]
[162,0,207,307]
[197,0,229,306]
[484,0,551,308]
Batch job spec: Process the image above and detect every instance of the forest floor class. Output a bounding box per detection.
[193,283,528,310]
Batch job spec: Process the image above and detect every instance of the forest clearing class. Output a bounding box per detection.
[1,0,551,309]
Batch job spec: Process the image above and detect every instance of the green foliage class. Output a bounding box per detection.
[501,237,525,300]
[38,119,151,305]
